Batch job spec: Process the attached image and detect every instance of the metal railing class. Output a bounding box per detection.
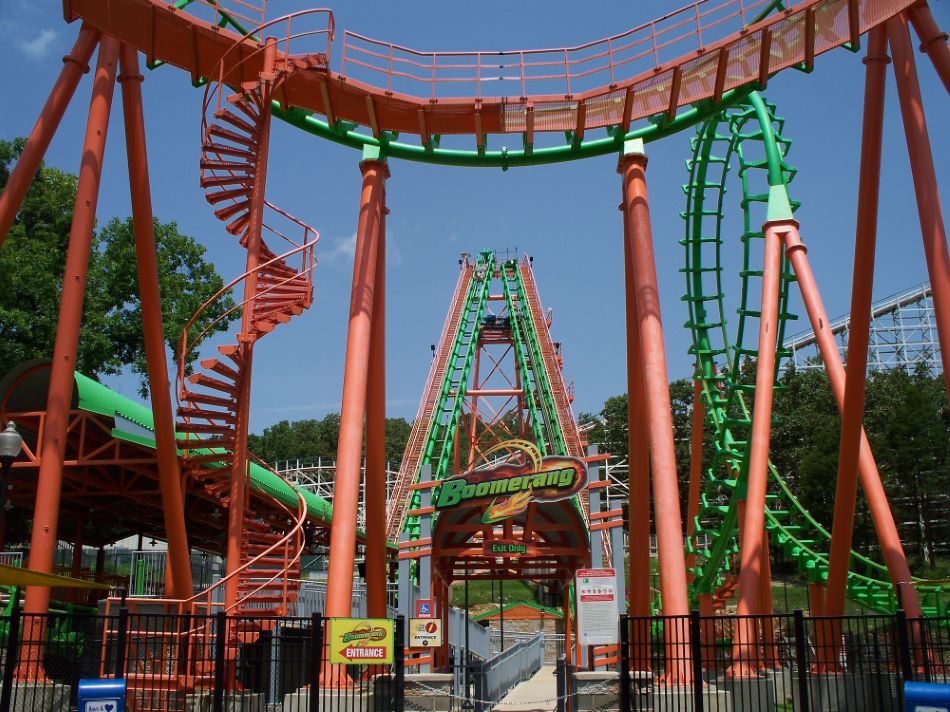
[0,551,22,568]
[490,629,565,663]
[341,0,776,100]
[618,611,950,711]
[475,632,544,712]
[293,579,400,618]
[0,607,405,712]
[1,607,947,711]
[127,550,167,598]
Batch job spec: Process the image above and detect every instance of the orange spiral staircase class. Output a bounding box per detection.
[175,35,322,618]
[100,16,334,710]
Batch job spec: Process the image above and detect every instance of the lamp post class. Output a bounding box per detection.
[0,421,24,552]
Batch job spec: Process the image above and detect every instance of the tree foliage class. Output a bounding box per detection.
[579,381,713,516]
[0,138,236,394]
[249,414,413,466]
[584,365,950,573]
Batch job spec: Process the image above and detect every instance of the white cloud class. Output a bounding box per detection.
[19,28,56,59]
[324,231,402,267]
[326,232,357,261]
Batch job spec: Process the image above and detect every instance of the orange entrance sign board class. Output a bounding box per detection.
[328,618,394,665]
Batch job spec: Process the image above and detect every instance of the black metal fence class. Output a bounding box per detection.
[616,610,950,712]
[0,601,406,712]
[1,603,948,712]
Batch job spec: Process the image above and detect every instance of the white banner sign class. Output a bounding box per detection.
[575,568,619,646]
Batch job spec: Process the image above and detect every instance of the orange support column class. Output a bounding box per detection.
[907,3,950,94]
[365,189,388,619]
[823,26,888,622]
[118,43,193,600]
[729,218,785,678]
[18,37,119,679]
[888,14,950,397]
[698,594,716,669]
[783,228,924,619]
[618,139,691,684]
[324,149,388,623]
[0,24,100,249]
[622,201,651,616]
[621,192,652,672]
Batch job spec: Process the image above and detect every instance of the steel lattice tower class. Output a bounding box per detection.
[784,282,941,373]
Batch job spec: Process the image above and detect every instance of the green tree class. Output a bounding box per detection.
[864,367,950,571]
[0,138,236,394]
[248,414,413,465]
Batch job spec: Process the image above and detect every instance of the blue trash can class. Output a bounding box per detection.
[904,681,950,712]
[77,678,126,712]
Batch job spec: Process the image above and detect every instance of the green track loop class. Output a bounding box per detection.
[682,93,948,617]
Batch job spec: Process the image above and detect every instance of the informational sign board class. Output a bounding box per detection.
[408,618,444,648]
[328,618,394,665]
[575,568,619,646]
[415,599,433,618]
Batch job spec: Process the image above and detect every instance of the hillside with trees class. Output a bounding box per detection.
[579,366,950,576]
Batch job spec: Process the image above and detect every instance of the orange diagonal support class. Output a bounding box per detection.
[0,24,100,249]
[728,219,785,679]
[118,43,193,600]
[19,36,120,681]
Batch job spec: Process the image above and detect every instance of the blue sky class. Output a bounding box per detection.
[1,1,947,435]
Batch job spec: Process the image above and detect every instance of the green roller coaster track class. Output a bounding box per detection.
[399,252,579,543]
[682,92,948,617]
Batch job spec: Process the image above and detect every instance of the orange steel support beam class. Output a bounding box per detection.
[907,3,950,94]
[365,193,388,619]
[729,220,784,678]
[758,543,778,668]
[224,39,277,612]
[823,26,888,623]
[621,196,651,669]
[783,229,924,618]
[19,37,119,679]
[684,375,705,581]
[118,43,193,600]
[324,155,388,622]
[888,13,950,397]
[0,24,100,250]
[619,141,691,683]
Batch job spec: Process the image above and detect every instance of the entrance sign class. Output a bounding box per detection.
[329,618,394,665]
[434,440,587,523]
[408,618,444,648]
[415,599,433,618]
[575,568,619,646]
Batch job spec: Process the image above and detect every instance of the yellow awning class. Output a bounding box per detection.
[0,563,111,589]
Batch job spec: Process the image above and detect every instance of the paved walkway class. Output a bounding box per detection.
[494,664,558,712]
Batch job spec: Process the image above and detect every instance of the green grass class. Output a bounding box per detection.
[712,576,876,615]
[450,579,537,607]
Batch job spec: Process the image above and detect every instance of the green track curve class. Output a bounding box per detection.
[682,92,947,617]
